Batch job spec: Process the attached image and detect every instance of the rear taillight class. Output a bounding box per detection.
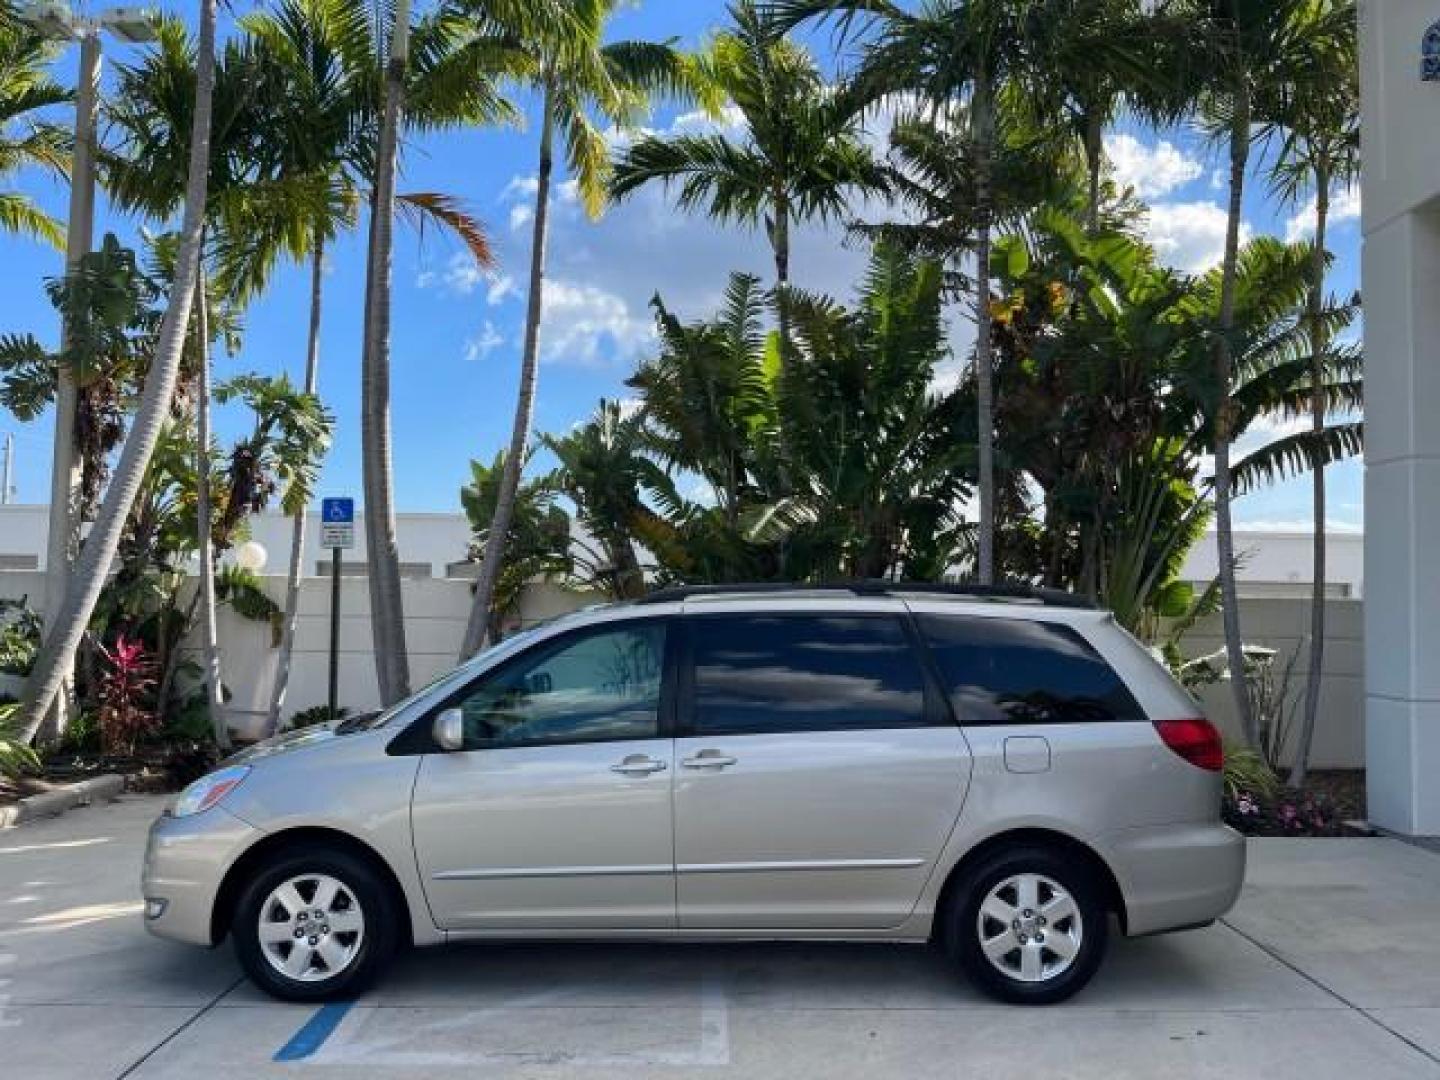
[1154,717,1223,772]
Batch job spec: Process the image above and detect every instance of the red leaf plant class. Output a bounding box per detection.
[96,635,159,757]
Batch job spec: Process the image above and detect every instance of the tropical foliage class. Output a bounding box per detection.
[0,0,1362,791]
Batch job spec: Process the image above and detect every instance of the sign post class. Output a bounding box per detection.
[320,498,355,721]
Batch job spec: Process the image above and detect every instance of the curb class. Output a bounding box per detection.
[0,773,126,828]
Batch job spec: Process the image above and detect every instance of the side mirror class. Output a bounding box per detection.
[433,707,465,752]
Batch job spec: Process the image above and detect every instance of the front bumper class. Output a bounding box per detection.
[142,806,261,946]
[1103,821,1246,936]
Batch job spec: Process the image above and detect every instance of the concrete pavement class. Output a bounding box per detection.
[3,795,1439,1078]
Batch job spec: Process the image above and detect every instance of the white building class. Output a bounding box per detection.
[0,503,474,578]
[0,502,1365,595]
[1361,0,1440,834]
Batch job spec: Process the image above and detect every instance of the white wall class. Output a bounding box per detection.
[1174,599,1363,770]
[0,565,1367,765]
[1360,0,1440,832]
[1179,530,1364,598]
[0,504,474,578]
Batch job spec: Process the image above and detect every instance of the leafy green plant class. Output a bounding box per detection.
[0,597,42,676]
[0,701,41,781]
[215,565,283,642]
[1222,741,1279,802]
[288,704,348,729]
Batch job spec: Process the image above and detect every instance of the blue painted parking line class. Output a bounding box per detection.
[273,1001,355,1062]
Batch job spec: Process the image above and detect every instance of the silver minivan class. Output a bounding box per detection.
[143,584,1245,1005]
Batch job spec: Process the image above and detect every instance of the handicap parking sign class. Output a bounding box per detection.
[320,497,355,548]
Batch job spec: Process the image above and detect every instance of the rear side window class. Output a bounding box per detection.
[688,614,929,735]
[918,615,1145,725]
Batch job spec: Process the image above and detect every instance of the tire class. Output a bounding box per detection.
[945,844,1109,1005]
[233,847,398,1003]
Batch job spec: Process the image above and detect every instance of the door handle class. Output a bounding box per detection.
[610,755,667,776]
[681,750,737,770]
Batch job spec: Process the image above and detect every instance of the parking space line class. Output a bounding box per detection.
[273,1001,356,1061]
[115,975,246,1080]
[1221,917,1440,1069]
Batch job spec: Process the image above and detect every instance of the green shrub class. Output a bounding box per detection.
[0,702,40,781]
[288,704,348,729]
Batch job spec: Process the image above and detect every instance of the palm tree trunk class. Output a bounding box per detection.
[15,0,218,742]
[973,76,996,585]
[772,193,791,346]
[1291,167,1331,788]
[266,234,325,733]
[1214,102,1255,746]
[1083,109,1103,234]
[360,0,413,704]
[459,85,556,659]
[193,259,227,748]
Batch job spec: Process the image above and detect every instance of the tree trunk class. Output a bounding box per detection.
[1291,166,1331,788]
[1214,101,1255,746]
[1083,109,1103,234]
[266,235,325,733]
[973,75,996,585]
[194,259,227,748]
[459,87,555,659]
[771,192,791,350]
[38,31,102,743]
[360,0,413,704]
[16,0,218,742]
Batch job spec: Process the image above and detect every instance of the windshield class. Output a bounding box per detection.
[335,621,561,733]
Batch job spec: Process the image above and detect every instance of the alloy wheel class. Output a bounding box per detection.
[975,872,1083,984]
[257,873,365,983]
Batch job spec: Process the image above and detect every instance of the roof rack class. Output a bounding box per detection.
[634,580,1095,610]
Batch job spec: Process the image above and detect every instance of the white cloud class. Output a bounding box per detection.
[499,174,539,202]
[539,278,655,366]
[486,274,517,306]
[1106,133,1203,199]
[416,250,488,295]
[1284,184,1362,243]
[509,204,533,232]
[1143,200,1251,274]
[464,320,505,362]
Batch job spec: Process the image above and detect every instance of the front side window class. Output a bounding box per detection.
[449,621,667,749]
[688,614,929,735]
[918,615,1144,725]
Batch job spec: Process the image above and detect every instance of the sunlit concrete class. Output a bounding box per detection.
[2,797,1440,1077]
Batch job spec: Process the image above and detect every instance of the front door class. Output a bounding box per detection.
[410,618,676,930]
[672,611,971,929]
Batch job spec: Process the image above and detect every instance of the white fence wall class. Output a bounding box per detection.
[0,569,1364,767]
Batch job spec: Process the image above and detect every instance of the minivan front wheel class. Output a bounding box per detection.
[946,845,1108,1004]
[233,848,396,1002]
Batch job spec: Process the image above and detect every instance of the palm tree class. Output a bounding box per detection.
[457,0,702,659]
[0,17,68,246]
[102,21,333,744]
[241,0,505,723]
[361,0,553,696]
[1260,0,1359,782]
[771,0,1052,585]
[1179,0,1342,746]
[16,0,218,743]
[610,0,884,338]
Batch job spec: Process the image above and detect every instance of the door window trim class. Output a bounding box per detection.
[674,610,954,739]
[387,615,677,755]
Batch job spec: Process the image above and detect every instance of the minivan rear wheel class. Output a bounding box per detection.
[233,848,397,1002]
[945,845,1108,1005]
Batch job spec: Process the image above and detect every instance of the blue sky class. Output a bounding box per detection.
[2,0,1364,533]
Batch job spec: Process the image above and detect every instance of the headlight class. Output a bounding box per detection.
[172,765,251,818]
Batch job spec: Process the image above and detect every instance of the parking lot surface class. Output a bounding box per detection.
[4,794,1440,1078]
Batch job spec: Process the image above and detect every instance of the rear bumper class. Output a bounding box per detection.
[142,806,261,946]
[1102,821,1246,936]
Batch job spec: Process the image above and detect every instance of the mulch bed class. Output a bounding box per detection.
[1293,769,1365,822]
